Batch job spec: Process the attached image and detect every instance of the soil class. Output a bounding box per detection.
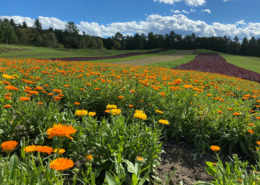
[48,49,170,61]
[113,50,194,66]
[157,142,215,185]
[174,53,260,83]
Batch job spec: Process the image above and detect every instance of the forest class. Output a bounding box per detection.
[0,18,260,57]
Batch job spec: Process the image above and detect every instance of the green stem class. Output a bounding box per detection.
[38,152,45,172]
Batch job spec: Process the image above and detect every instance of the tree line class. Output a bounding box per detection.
[0,18,260,57]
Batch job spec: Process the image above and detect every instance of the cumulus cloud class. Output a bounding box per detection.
[171,10,181,13]
[236,20,246,25]
[1,15,260,40]
[190,8,196,13]
[201,9,211,13]
[182,10,190,14]
[154,0,206,6]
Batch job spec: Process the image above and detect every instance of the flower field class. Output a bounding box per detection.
[1,57,260,184]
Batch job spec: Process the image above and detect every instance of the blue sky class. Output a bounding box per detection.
[1,0,260,40]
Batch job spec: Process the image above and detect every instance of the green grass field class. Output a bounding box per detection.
[0,44,159,59]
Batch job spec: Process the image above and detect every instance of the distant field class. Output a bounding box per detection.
[0,44,159,59]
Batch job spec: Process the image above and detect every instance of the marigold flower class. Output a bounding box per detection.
[54,97,61,100]
[233,112,240,116]
[207,94,212,96]
[159,119,169,125]
[75,110,88,116]
[53,89,62,93]
[54,148,66,154]
[50,158,74,171]
[29,91,39,95]
[238,178,242,182]
[106,104,117,109]
[37,146,53,155]
[130,90,135,93]
[20,97,30,101]
[24,145,39,153]
[118,96,124,99]
[256,141,260,146]
[46,124,77,140]
[1,141,18,153]
[105,110,110,113]
[2,74,15,79]
[48,93,54,96]
[5,93,12,96]
[135,156,145,163]
[111,109,121,115]
[4,96,12,100]
[248,123,254,126]
[257,117,260,120]
[210,145,220,152]
[94,88,100,90]
[129,105,134,108]
[227,108,233,111]
[212,162,217,166]
[155,110,163,114]
[74,102,80,105]
[64,85,70,87]
[86,154,93,162]
[248,130,254,133]
[134,111,147,120]
[218,111,223,114]
[88,112,96,116]
[3,105,12,108]
[159,92,165,97]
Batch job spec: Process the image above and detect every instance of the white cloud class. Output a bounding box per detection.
[171,10,181,13]
[182,10,190,14]
[236,20,246,25]
[1,15,260,41]
[190,8,196,13]
[154,0,206,6]
[201,9,211,14]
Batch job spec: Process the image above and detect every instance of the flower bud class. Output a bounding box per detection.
[135,156,145,164]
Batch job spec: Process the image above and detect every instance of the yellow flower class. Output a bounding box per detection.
[134,110,147,120]
[86,154,94,162]
[2,74,15,79]
[88,112,96,116]
[54,148,66,154]
[159,119,169,125]
[75,110,88,116]
[46,124,77,140]
[111,109,121,115]
[155,110,163,114]
[106,104,117,109]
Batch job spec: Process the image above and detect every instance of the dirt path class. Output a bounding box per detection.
[112,50,194,66]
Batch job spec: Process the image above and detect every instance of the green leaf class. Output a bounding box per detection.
[151,175,162,183]
[194,182,214,185]
[9,155,19,180]
[105,171,119,185]
[137,170,149,185]
[205,166,216,178]
[91,172,95,185]
[131,173,138,185]
[124,159,136,174]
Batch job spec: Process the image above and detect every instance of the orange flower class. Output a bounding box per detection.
[46,124,77,140]
[1,141,18,153]
[38,102,44,105]
[3,105,11,108]
[37,146,53,155]
[94,88,100,90]
[4,96,12,100]
[20,97,30,101]
[218,111,223,114]
[54,97,61,100]
[257,117,260,120]
[53,89,62,93]
[105,110,110,113]
[210,145,220,152]
[130,90,135,93]
[248,130,254,133]
[29,91,39,95]
[227,108,233,111]
[238,178,242,182]
[129,105,134,108]
[74,102,80,105]
[159,92,165,97]
[48,93,54,96]
[248,123,254,126]
[206,94,212,96]
[44,84,49,87]
[50,158,74,171]
[233,112,240,116]
[5,93,12,96]
[24,145,39,153]
[118,96,124,99]
[64,85,70,87]
[86,154,94,162]
[256,141,260,146]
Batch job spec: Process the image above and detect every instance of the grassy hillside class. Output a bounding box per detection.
[0,44,159,59]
